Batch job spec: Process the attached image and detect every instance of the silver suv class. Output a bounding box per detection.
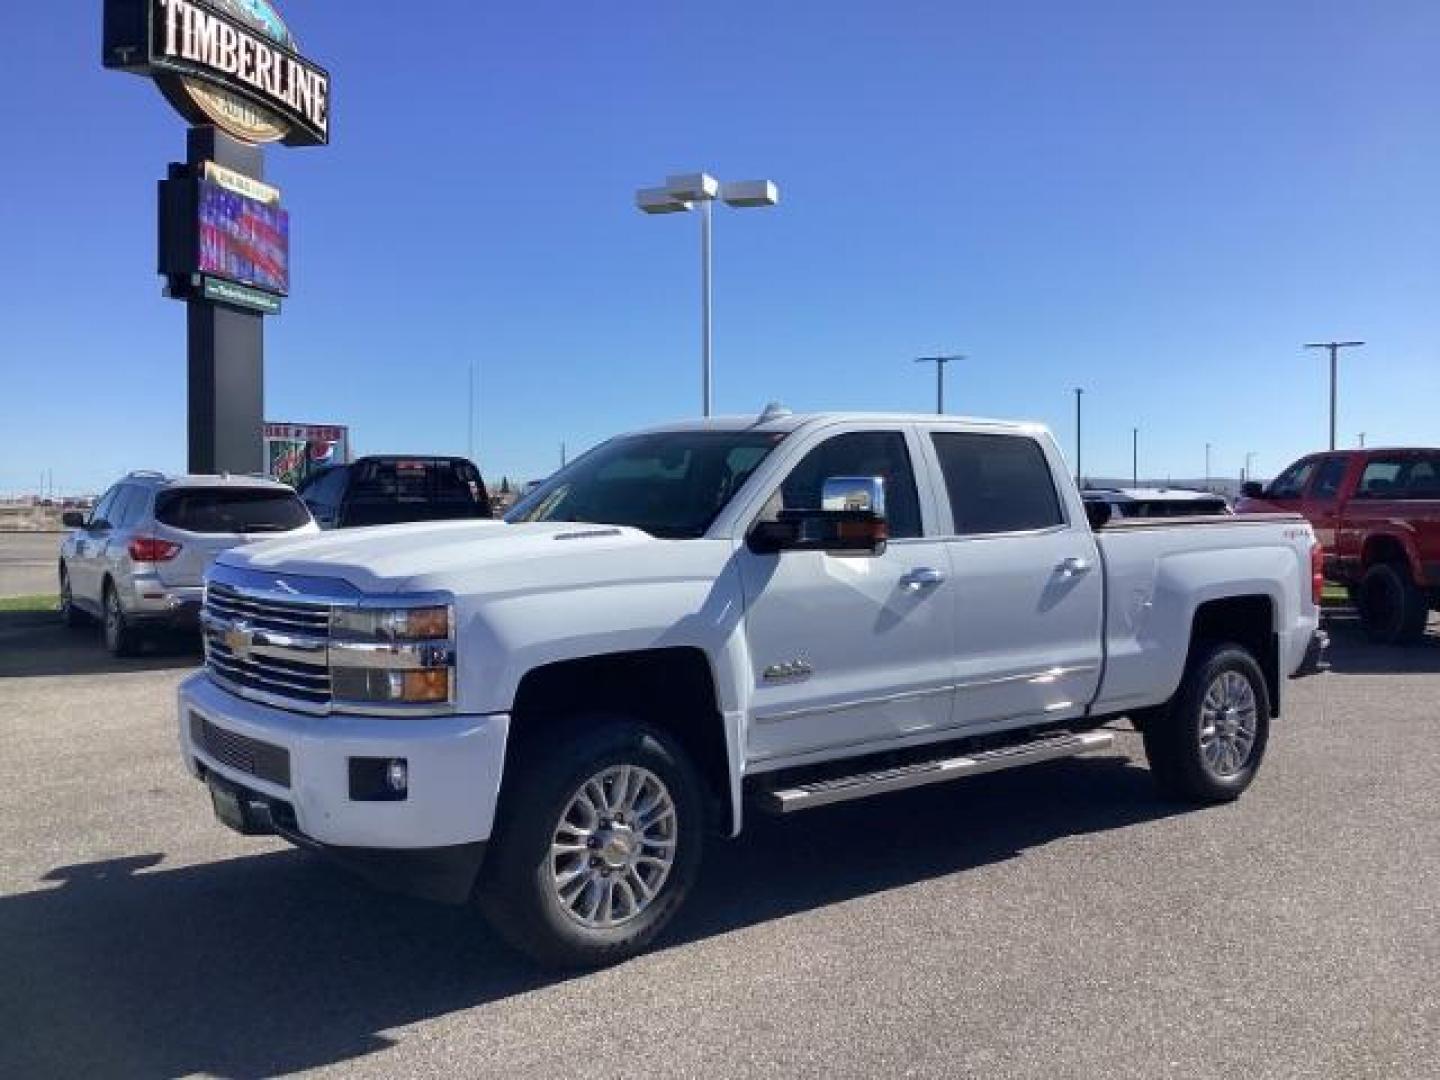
[59,472,318,655]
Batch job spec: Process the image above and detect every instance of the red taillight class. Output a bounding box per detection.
[128,536,182,562]
[1310,541,1324,606]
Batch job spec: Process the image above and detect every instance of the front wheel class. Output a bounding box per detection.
[1143,643,1271,803]
[478,718,705,968]
[59,566,87,628]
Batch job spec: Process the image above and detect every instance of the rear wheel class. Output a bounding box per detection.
[1358,562,1429,645]
[478,717,704,968]
[1143,642,1271,802]
[102,582,142,657]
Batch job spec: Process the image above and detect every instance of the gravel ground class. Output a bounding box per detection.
[1,607,1437,1079]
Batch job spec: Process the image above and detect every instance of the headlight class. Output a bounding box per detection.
[332,605,451,641]
[330,603,455,707]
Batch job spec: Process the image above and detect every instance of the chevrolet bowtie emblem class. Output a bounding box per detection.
[224,623,255,660]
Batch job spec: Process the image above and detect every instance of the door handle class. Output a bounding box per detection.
[1056,556,1092,577]
[901,567,946,589]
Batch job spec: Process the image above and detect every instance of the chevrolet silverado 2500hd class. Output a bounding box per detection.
[179,410,1324,966]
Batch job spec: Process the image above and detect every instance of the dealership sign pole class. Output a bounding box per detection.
[103,0,330,474]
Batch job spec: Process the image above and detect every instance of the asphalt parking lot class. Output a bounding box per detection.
[2,605,1438,1079]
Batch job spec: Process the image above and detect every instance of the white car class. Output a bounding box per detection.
[60,472,317,655]
[178,409,1324,965]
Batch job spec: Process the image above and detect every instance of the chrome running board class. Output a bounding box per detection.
[758,731,1115,814]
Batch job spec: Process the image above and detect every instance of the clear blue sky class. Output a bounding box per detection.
[2,0,1437,495]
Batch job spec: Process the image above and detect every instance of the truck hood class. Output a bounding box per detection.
[216,519,668,595]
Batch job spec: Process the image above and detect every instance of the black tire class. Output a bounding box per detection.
[1142,642,1271,803]
[478,717,705,968]
[102,581,142,657]
[58,565,87,628]
[1357,562,1429,645]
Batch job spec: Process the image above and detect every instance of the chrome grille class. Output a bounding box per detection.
[206,582,330,634]
[204,583,332,706]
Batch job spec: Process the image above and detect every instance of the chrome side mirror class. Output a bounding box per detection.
[821,476,886,517]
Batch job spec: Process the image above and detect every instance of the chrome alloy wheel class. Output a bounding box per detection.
[1199,671,1258,778]
[549,764,678,929]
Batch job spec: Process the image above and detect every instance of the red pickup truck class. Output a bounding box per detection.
[1237,448,1440,643]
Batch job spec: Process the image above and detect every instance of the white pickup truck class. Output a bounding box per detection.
[179,409,1325,966]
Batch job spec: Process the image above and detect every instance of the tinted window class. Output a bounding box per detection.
[155,488,311,534]
[120,486,151,526]
[1311,457,1348,500]
[1358,454,1440,500]
[767,431,922,539]
[108,487,140,529]
[91,486,120,528]
[932,433,1064,535]
[510,432,784,539]
[299,467,347,509]
[1128,497,1229,518]
[1268,460,1316,499]
[348,460,489,515]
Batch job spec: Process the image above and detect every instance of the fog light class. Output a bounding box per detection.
[349,757,409,802]
[386,758,408,794]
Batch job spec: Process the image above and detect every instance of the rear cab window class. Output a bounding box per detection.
[1357,454,1440,500]
[154,487,311,534]
[930,432,1065,535]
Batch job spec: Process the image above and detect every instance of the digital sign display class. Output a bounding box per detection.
[198,181,289,296]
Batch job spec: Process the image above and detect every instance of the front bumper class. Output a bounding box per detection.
[178,672,510,898]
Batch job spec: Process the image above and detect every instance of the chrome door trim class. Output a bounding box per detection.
[752,663,1096,725]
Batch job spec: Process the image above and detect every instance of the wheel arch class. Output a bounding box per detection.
[507,647,739,835]
[1187,594,1279,717]
[1360,531,1421,579]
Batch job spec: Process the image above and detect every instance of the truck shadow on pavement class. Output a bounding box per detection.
[0,751,1184,1079]
[1318,608,1440,674]
[0,610,202,678]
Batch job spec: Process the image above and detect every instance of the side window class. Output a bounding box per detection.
[931,432,1065,536]
[1356,459,1403,498]
[1269,460,1316,500]
[90,487,120,528]
[1404,457,1440,499]
[1310,457,1348,501]
[107,487,138,529]
[768,431,922,539]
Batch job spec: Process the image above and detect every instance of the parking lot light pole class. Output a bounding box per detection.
[1205,442,1212,489]
[1244,451,1258,483]
[636,174,781,417]
[915,354,964,413]
[1073,388,1084,487]
[1132,427,1139,486]
[1304,341,1364,451]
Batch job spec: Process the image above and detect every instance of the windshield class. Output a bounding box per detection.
[507,431,785,538]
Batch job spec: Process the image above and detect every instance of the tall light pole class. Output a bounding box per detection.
[1304,340,1364,451]
[1073,388,1084,487]
[1132,427,1139,486]
[915,354,964,413]
[1358,432,1366,448]
[637,174,781,417]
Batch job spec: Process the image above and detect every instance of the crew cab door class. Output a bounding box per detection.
[736,426,957,763]
[1300,455,1351,572]
[922,428,1103,727]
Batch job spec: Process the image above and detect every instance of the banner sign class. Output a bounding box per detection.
[264,422,350,486]
[203,276,281,314]
[104,0,330,147]
[203,161,280,204]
